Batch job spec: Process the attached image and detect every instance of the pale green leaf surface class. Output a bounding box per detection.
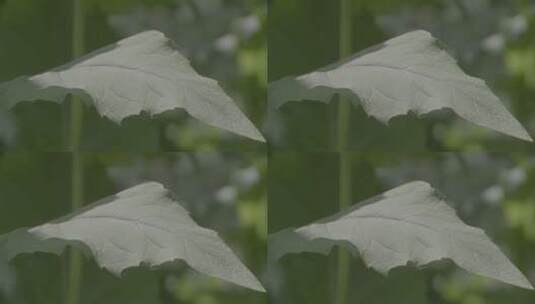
[269,30,531,141]
[269,181,533,290]
[0,182,265,292]
[0,30,264,142]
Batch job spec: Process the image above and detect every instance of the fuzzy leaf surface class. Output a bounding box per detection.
[0,182,265,292]
[0,31,264,142]
[269,30,531,141]
[269,181,533,290]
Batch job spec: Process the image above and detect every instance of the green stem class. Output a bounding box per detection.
[334,0,352,304]
[66,0,84,304]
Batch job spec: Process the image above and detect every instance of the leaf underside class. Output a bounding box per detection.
[269,181,533,290]
[0,30,264,142]
[268,30,532,142]
[0,182,265,292]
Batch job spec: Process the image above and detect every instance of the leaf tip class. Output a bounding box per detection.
[512,273,534,290]
[250,281,267,293]
[509,128,533,143]
[254,133,267,143]
[238,126,266,143]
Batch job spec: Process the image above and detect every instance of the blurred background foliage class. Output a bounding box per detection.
[267,0,535,303]
[266,0,535,153]
[268,151,535,304]
[0,0,266,151]
[0,0,266,303]
[0,152,267,304]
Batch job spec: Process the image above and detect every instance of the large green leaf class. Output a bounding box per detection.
[269,30,532,142]
[0,182,265,292]
[0,30,264,142]
[269,181,533,290]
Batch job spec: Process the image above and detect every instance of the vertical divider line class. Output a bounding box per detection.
[334,0,352,304]
[66,0,85,303]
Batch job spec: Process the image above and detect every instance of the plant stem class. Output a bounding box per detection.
[334,0,352,304]
[66,0,84,304]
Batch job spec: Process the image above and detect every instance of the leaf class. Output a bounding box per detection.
[0,30,265,142]
[0,182,265,292]
[268,30,532,142]
[268,181,533,290]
